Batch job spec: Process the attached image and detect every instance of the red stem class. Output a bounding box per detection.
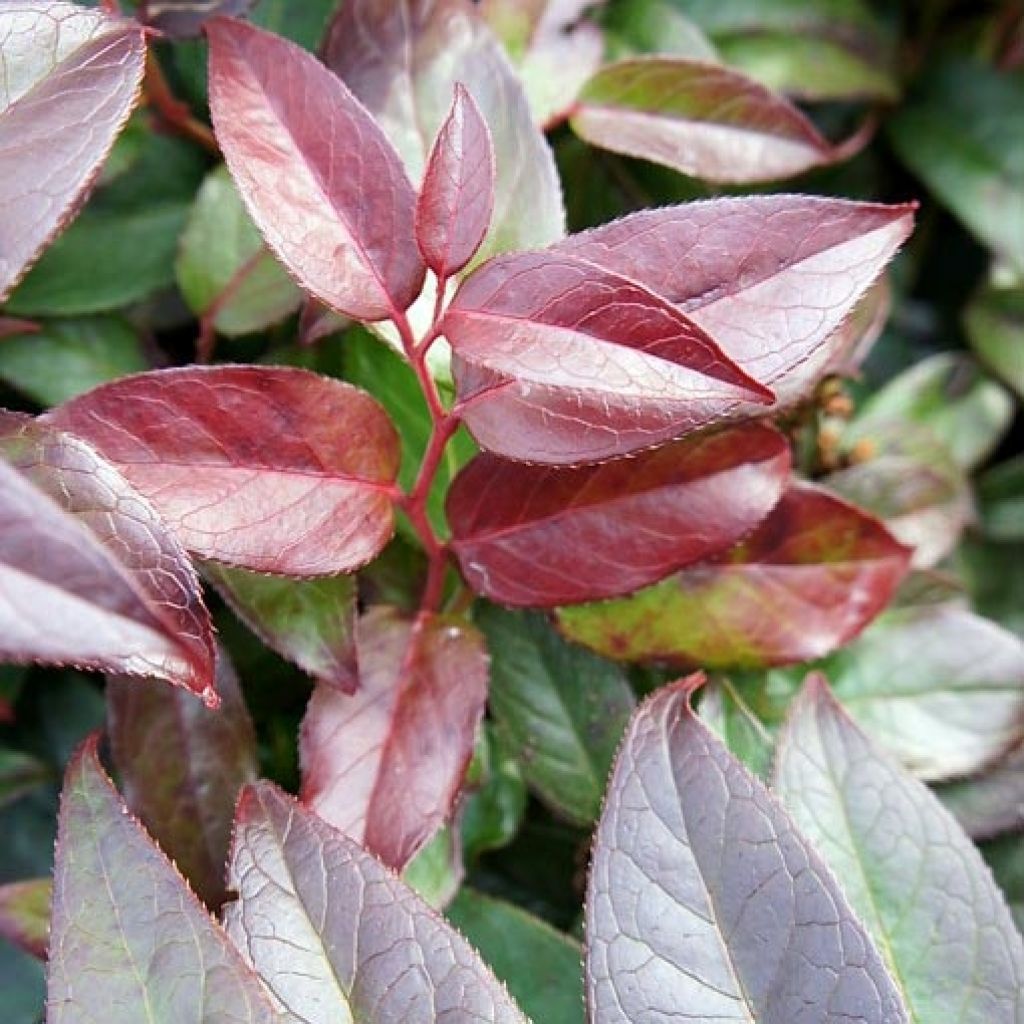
[144,52,219,154]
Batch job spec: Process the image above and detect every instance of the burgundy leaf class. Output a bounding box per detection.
[416,84,496,279]
[206,16,424,321]
[106,646,258,907]
[444,251,774,463]
[0,3,146,300]
[300,607,489,870]
[0,414,216,700]
[587,677,908,1024]
[0,878,50,960]
[140,0,254,38]
[558,483,910,668]
[448,423,790,606]
[557,195,915,408]
[46,366,401,577]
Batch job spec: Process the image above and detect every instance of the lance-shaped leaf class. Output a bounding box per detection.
[47,738,283,1024]
[556,195,914,408]
[936,741,1024,841]
[140,0,254,38]
[571,57,845,184]
[300,607,489,870]
[323,0,565,264]
[416,85,496,280]
[0,3,146,300]
[558,483,909,668]
[587,677,908,1024]
[203,563,358,691]
[449,423,790,605]
[0,878,50,959]
[225,781,528,1023]
[0,415,215,699]
[774,675,1024,1024]
[46,366,401,577]
[445,251,773,464]
[206,16,424,321]
[106,647,258,907]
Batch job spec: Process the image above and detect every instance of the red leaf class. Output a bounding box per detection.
[300,607,489,870]
[45,366,400,577]
[557,195,915,408]
[444,251,774,463]
[0,414,215,699]
[0,3,146,300]
[206,16,424,321]
[416,84,496,279]
[558,483,911,668]
[448,423,791,606]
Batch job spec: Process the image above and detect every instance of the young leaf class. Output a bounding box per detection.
[46,737,282,1024]
[106,647,258,907]
[558,483,909,668]
[0,878,50,959]
[0,415,216,699]
[0,3,146,300]
[775,675,1024,1023]
[206,16,424,321]
[225,781,529,1023]
[445,251,773,464]
[300,607,489,870]
[571,57,843,184]
[936,741,1024,841]
[46,366,401,576]
[450,423,790,606]
[416,85,496,280]
[587,677,908,1024]
[556,195,914,409]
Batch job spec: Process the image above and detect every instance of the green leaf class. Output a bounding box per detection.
[965,286,1024,399]
[982,833,1024,935]
[461,726,528,864]
[673,0,886,38]
[447,889,585,1024]
[696,675,774,777]
[402,824,463,910]
[250,0,337,49]
[478,606,635,826]
[977,457,1024,542]
[603,0,719,61]
[956,538,1024,638]
[0,749,52,810]
[0,878,50,959]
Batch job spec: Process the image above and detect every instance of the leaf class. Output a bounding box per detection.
[300,607,489,870]
[206,16,424,321]
[558,483,909,669]
[978,456,1024,542]
[603,0,719,62]
[46,737,282,1024]
[0,316,146,407]
[445,250,773,464]
[402,824,464,910]
[477,606,635,825]
[449,423,790,605]
[140,0,255,37]
[46,365,401,576]
[936,741,1024,841]
[774,674,1024,1023]
[556,195,914,409]
[225,781,530,1023]
[0,3,146,300]
[587,677,908,1024]
[0,415,216,699]
[204,563,358,691]
[0,749,52,809]
[177,165,302,338]
[460,726,528,863]
[0,317,37,340]
[697,675,774,777]
[965,286,1024,399]
[323,0,565,264]
[106,646,258,907]
[447,888,585,1024]
[983,834,1024,936]
[416,84,496,280]
[571,57,846,184]
[0,878,50,959]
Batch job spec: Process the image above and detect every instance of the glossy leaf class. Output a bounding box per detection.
[587,677,907,1024]
[558,483,909,668]
[449,423,789,605]
[936,741,1024,841]
[207,16,424,321]
[0,878,50,959]
[478,606,635,825]
[323,0,565,263]
[106,647,258,907]
[445,250,773,464]
[225,781,529,1023]
[417,85,496,279]
[965,286,1024,400]
[571,57,843,184]
[0,415,215,699]
[556,195,914,409]
[46,737,281,1024]
[300,607,489,870]
[204,563,358,691]
[141,0,254,37]
[775,675,1024,1023]
[0,3,146,300]
[46,365,401,576]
